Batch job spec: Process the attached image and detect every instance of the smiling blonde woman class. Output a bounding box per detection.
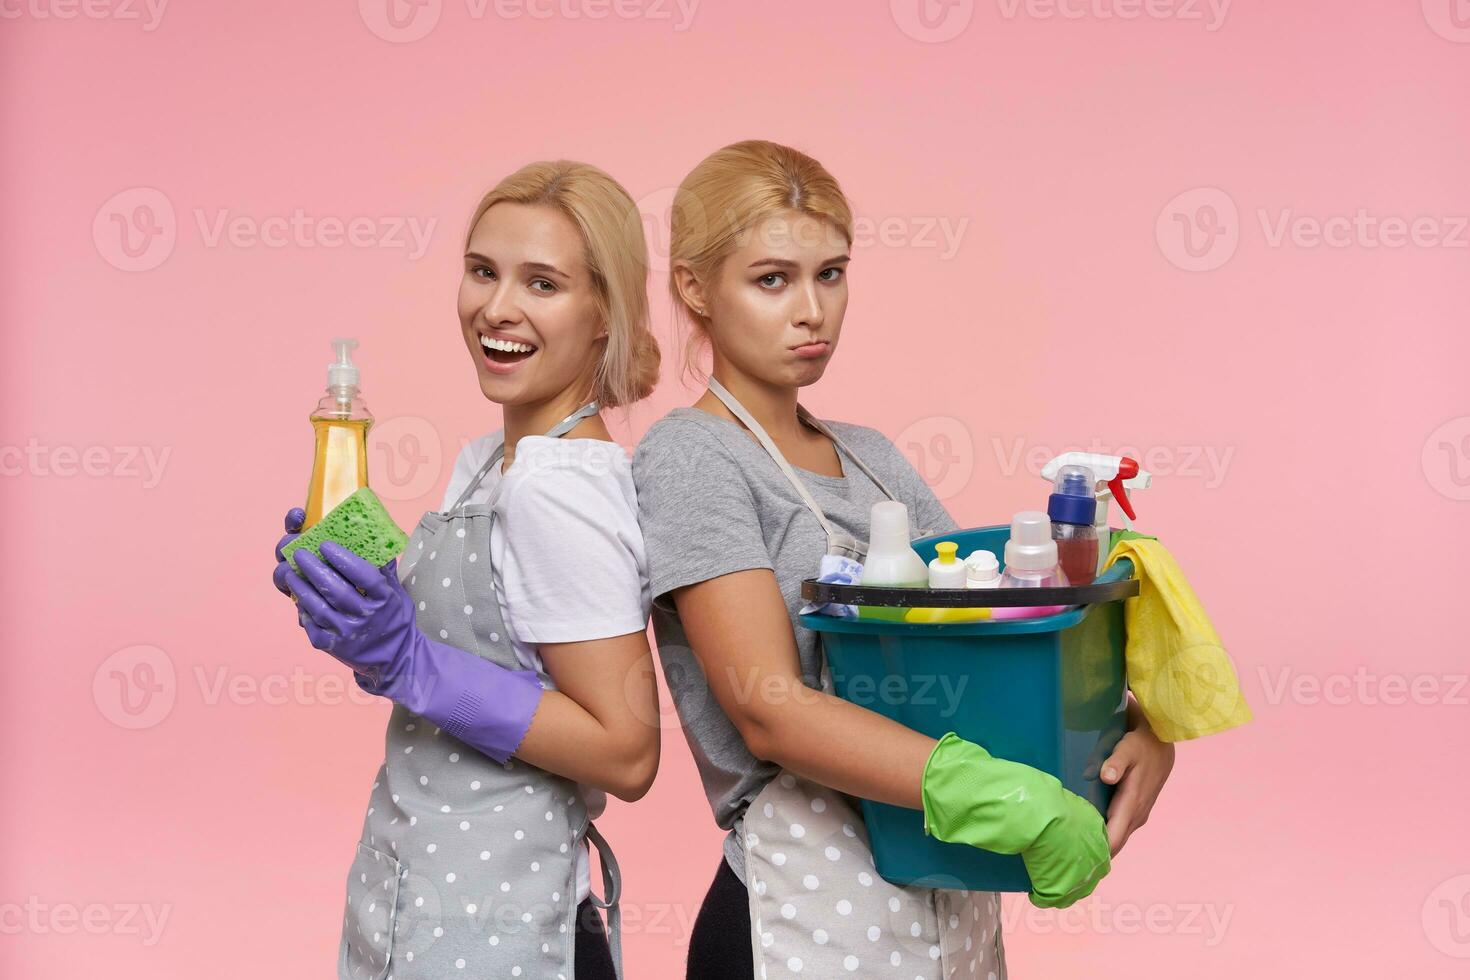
[274,160,662,980]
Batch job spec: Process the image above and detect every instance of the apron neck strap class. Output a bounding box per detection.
[705,377,899,553]
[449,400,601,511]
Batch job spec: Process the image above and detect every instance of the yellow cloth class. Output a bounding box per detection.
[1103,537,1252,742]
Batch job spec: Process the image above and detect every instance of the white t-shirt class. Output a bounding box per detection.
[441,432,651,905]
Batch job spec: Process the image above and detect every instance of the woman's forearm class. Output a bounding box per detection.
[510,630,661,802]
[514,690,659,802]
[734,673,937,810]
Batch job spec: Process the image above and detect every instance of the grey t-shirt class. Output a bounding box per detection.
[631,406,959,884]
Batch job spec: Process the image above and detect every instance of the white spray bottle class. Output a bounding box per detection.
[1039,452,1152,576]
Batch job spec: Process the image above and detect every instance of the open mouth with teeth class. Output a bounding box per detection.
[480,334,538,365]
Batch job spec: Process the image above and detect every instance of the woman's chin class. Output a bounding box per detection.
[788,359,830,388]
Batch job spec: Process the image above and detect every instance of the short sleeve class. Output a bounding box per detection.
[632,420,774,606]
[842,424,960,538]
[495,441,650,645]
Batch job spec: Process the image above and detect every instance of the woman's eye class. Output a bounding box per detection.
[529,278,556,293]
[757,273,785,288]
[818,267,844,282]
[472,265,495,280]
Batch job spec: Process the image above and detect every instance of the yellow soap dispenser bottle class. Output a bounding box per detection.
[304,338,373,528]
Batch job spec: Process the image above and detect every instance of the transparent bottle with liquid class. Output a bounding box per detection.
[305,338,373,528]
[1048,464,1099,586]
[993,510,1069,619]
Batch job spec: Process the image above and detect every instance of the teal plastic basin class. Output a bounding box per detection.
[799,525,1129,893]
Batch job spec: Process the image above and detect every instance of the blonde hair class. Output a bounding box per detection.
[668,140,855,383]
[465,160,660,408]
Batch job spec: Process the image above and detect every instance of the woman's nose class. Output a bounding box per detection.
[482,285,523,325]
[794,283,825,329]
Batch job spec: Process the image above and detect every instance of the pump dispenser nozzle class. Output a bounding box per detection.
[305,338,373,527]
[328,338,361,393]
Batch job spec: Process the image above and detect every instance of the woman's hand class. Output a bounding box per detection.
[1099,700,1175,856]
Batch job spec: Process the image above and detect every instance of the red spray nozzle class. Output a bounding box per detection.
[1108,457,1140,521]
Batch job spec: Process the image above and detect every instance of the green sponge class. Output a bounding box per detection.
[282,487,408,573]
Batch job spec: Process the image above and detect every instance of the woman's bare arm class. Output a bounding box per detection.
[512,629,661,802]
[673,567,936,809]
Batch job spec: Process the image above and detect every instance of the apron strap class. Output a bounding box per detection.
[585,821,624,980]
[448,400,601,511]
[795,406,903,501]
[706,377,896,556]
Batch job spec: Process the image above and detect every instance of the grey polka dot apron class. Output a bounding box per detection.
[707,378,1007,980]
[338,401,624,980]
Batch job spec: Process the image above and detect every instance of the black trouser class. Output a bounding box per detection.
[686,857,752,980]
[575,897,617,979]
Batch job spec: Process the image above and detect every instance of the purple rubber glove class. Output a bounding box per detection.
[272,507,307,596]
[276,526,544,764]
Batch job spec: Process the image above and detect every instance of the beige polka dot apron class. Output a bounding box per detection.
[338,402,624,980]
[707,378,1006,980]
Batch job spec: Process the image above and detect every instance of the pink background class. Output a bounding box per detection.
[3,1,1467,976]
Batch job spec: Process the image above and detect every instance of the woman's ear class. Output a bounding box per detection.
[671,260,709,318]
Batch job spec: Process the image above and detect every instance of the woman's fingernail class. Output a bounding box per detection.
[1103,767,1117,780]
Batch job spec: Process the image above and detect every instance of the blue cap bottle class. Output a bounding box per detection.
[1047,464,1099,585]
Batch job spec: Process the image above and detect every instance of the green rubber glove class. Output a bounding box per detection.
[921,732,1111,908]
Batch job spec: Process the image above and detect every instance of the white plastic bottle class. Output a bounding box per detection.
[928,541,967,589]
[963,550,1001,589]
[860,501,928,587]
